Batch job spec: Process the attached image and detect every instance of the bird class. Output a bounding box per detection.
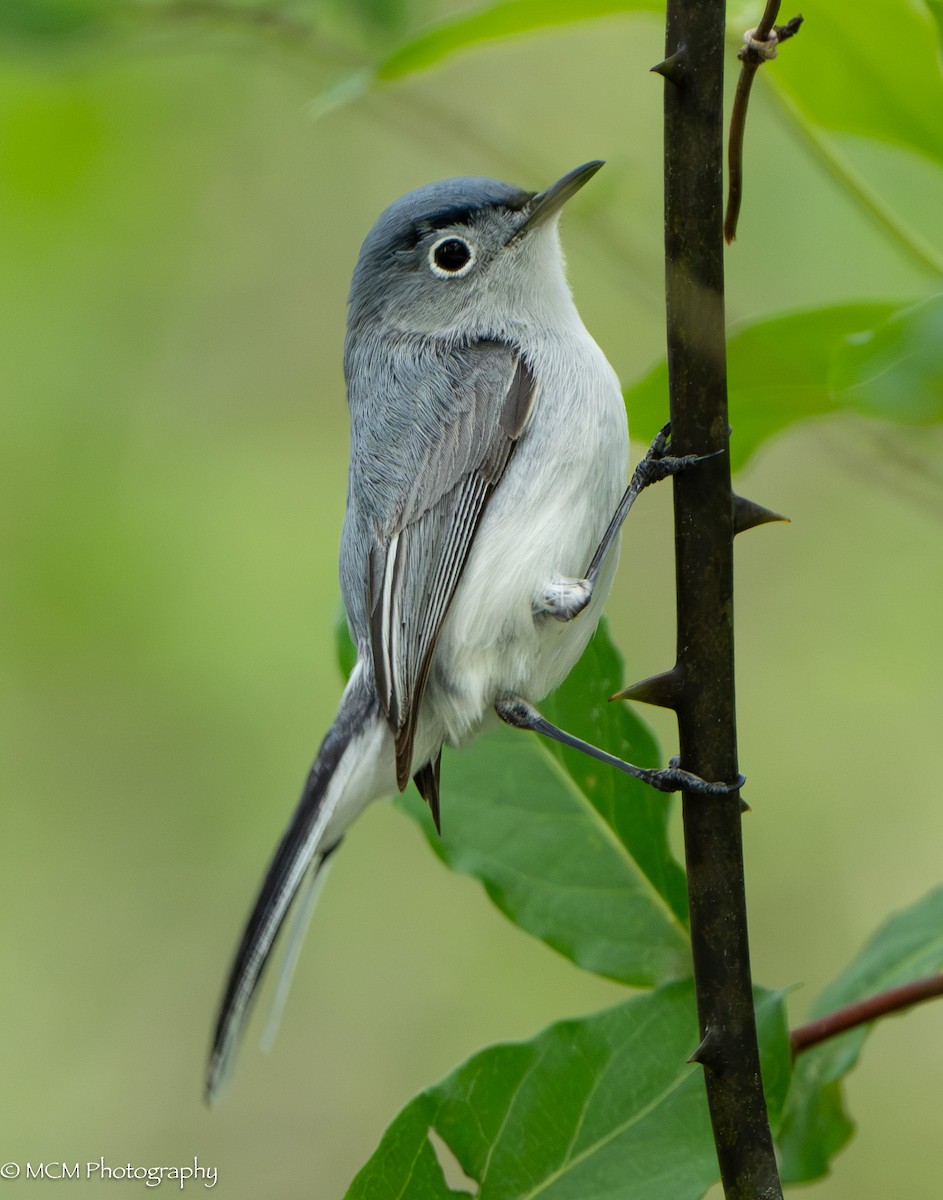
[206,161,730,1102]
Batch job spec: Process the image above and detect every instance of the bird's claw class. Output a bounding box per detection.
[658,756,745,796]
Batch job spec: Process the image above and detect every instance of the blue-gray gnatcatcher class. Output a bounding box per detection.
[206,161,734,1101]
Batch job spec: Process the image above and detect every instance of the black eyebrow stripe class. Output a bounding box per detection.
[399,195,535,247]
[424,204,490,230]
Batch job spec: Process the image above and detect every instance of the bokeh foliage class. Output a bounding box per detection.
[2,0,942,1197]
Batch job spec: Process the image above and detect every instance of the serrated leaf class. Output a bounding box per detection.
[830,294,943,422]
[764,0,943,167]
[778,885,943,1182]
[346,981,792,1200]
[397,622,689,987]
[623,302,905,469]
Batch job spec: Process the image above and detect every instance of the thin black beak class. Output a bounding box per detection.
[511,160,605,240]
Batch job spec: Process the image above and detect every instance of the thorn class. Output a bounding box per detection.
[732,494,790,535]
[650,45,686,85]
[740,795,751,814]
[688,1028,718,1066]
[611,667,682,711]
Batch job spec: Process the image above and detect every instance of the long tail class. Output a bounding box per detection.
[205,667,386,1103]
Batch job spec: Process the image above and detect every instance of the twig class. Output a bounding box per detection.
[792,974,943,1055]
[657,0,784,1193]
[724,4,804,244]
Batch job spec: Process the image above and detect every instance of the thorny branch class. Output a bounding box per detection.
[656,0,785,1192]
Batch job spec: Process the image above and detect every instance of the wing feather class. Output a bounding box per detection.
[346,340,537,792]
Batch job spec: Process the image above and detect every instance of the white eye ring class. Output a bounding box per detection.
[428,235,475,278]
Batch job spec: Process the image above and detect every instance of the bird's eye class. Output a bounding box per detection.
[429,236,474,278]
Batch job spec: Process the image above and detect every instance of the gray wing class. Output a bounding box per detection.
[341,337,537,791]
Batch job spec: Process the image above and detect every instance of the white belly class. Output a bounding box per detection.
[422,326,628,748]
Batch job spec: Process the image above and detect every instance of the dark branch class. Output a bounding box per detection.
[792,974,943,1056]
[660,0,783,1194]
[724,8,804,244]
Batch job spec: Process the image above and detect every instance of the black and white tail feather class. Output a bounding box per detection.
[205,670,383,1102]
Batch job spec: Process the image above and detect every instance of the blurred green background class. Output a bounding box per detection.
[2,1,942,1196]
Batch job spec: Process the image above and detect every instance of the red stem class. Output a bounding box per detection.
[791,973,943,1055]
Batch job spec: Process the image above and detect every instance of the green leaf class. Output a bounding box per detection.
[375,0,663,82]
[310,0,664,119]
[397,622,690,987]
[623,302,907,469]
[540,618,688,926]
[755,985,795,1132]
[778,886,943,1182]
[346,981,792,1200]
[334,601,357,681]
[830,294,943,422]
[338,609,686,984]
[765,0,943,166]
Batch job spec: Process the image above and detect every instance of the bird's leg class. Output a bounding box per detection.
[538,423,715,621]
[495,695,743,796]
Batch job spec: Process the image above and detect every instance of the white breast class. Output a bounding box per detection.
[423,321,628,749]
